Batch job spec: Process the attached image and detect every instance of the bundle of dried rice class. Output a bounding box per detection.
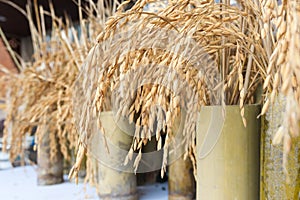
[70,0,268,178]
[1,0,118,184]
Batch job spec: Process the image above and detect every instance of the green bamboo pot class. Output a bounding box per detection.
[168,111,196,200]
[37,129,64,185]
[168,156,195,200]
[196,105,261,200]
[88,111,137,200]
[260,96,300,199]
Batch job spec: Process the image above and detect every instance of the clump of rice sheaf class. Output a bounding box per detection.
[69,0,269,179]
[1,0,118,184]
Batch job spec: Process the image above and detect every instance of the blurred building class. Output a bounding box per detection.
[0,38,17,119]
[0,0,91,119]
[0,0,87,61]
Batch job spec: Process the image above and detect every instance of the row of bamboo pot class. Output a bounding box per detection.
[107,105,247,200]
[84,102,299,199]
[32,101,300,199]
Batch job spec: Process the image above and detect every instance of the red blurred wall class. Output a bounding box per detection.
[0,38,18,100]
[0,38,18,75]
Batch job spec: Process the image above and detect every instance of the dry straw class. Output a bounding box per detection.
[2,0,298,184]
[1,0,118,185]
[69,0,269,178]
[1,1,83,162]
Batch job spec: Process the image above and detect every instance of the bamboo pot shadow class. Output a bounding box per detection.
[137,138,162,186]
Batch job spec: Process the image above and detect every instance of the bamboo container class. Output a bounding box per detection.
[260,96,300,199]
[37,130,64,185]
[169,111,196,200]
[89,111,137,200]
[197,105,260,199]
[169,156,195,200]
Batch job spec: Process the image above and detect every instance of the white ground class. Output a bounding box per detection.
[0,166,168,200]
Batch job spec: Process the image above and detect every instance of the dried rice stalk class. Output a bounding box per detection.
[72,0,267,177]
[1,0,118,185]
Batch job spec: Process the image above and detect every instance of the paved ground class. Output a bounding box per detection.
[0,166,168,200]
